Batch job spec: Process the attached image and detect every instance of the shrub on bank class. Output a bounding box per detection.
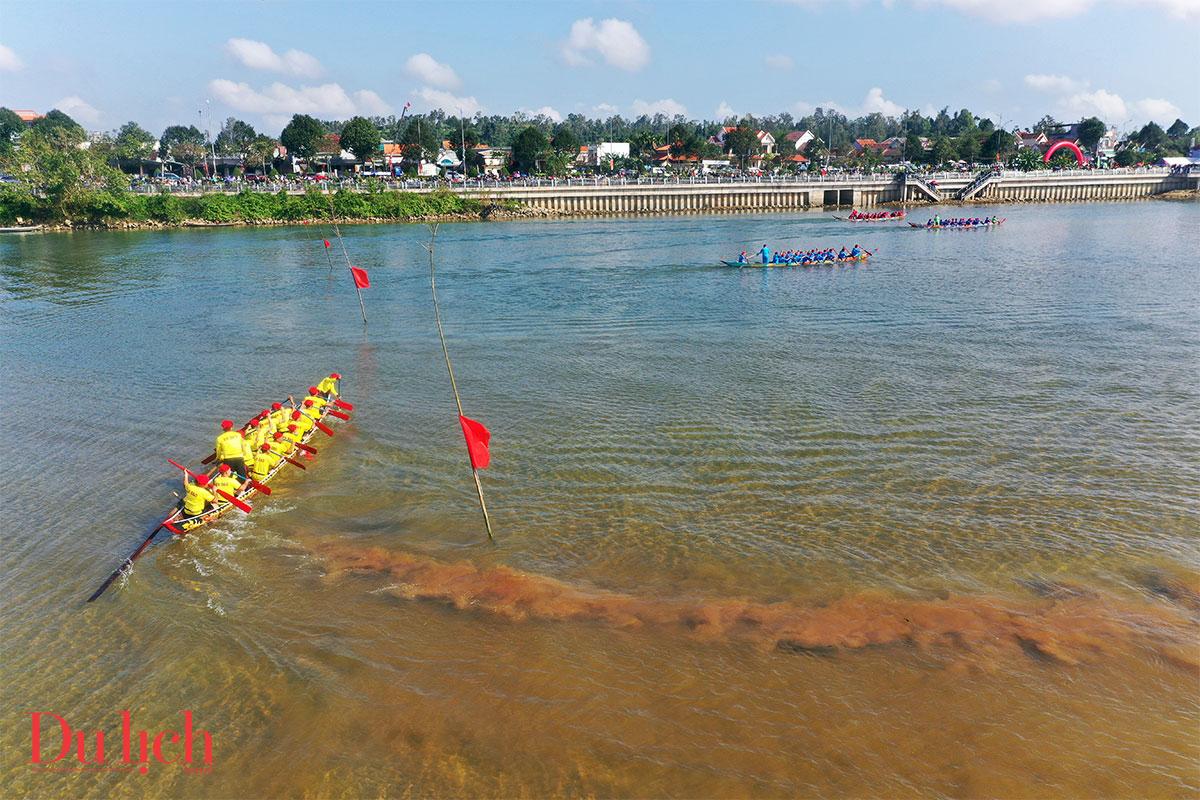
[0,184,493,226]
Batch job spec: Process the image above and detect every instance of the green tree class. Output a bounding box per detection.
[1114,148,1139,167]
[511,126,546,173]
[1135,121,1167,150]
[1166,118,1189,139]
[1076,117,1106,151]
[0,107,23,155]
[723,125,759,167]
[980,129,1013,162]
[956,133,980,164]
[114,121,156,173]
[400,117,438,159]
[340,116,381,163]
[280,114,325,160]
[903,133,924,164]
[214,118,256,155]
[544,150,572,176]
[1012,147,1043,171]
[1033,115,1060,134]
[31,109,86,147]
[628,129,658,160]
[246,135,277,175]
[551,124,579,154]
[160,125,205,173]
[929,135,954,166]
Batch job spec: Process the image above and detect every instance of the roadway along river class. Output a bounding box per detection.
[1,201,1197,798]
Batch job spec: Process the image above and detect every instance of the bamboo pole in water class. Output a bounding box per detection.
[425,223,494,541]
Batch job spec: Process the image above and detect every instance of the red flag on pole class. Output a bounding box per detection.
[323,239,330,248]
[350,266,370,288]
[459,415,491,469]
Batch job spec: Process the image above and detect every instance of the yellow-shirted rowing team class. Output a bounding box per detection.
[181,373,342,517]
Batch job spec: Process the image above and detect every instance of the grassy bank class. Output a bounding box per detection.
[0,186,524,228]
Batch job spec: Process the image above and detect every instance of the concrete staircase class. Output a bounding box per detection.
[958,168,1003,200]
[902,172,942,202]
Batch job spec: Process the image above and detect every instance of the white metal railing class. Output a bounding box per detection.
[124,166,1176,196]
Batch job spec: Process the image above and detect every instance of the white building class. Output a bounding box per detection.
[591,142,630,165]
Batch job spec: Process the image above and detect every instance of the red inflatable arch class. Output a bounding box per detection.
[1043,140,1085,165]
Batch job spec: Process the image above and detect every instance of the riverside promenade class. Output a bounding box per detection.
[141,167,1198,215]
[447,168,1197,213]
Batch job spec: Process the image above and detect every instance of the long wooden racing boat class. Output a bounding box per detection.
[910,218,1005,230]
[167,399,335,534]
[722,254,871,268]
[832,213,905,222]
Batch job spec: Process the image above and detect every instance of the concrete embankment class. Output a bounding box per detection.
[445,169,1198,215]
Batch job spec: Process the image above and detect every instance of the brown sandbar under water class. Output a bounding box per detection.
[315,542,1199,671]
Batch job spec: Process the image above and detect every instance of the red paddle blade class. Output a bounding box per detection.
[327,409,350,421]
[294,441,317,454]
[333,398,354,410]
[165,521,183,535]
[167,458,198,480]
[283,456,307,470]
[315,420,334,436]
[216,489,251,513]
[248,479,272,496]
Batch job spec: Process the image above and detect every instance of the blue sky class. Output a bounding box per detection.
[1,0,1197,137]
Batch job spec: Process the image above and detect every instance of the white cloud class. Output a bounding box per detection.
[1050,87,1182,125]
[630,98,688,118]
[592,102,619,116]
[1133,97,1182,122]
[54,96,101,124]
[788,0,1199,21]
[794,88,903,118]
[1024,73,1084,93]
[0,44,22,72]
[716,101,736,119]
[225,38,323,78]
[352,90,392,116]
[764,54,794,69]
[561,18,650,71]
[403,53,461,90]
[522,105,563,122]
[413,87,483,117]
[209,79,388,119]
[861,86,904,116]
[1060,88,1128,122]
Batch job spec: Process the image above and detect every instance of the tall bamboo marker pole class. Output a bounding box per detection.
[424,223,494,541]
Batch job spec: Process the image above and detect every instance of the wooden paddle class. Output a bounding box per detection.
[167,459,252,513]
[86,515,174,602]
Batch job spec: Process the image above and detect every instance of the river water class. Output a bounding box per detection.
[1,201,1197,798]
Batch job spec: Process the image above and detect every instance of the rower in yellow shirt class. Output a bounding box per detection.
[269,402,291,432]
[290,409,313,437]
[182,472,216,517]
[213,463,245,499]
[316,372,341,397]
[303,386,328,412]
[272,431,295,457]
[214,419,248,480]
[250,443,282,481]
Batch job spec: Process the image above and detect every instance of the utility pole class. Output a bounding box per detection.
[206,100,217,177]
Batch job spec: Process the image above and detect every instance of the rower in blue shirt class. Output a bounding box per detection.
[838,247,848,260]
[737,250,747,264]
[849,244,862,258]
